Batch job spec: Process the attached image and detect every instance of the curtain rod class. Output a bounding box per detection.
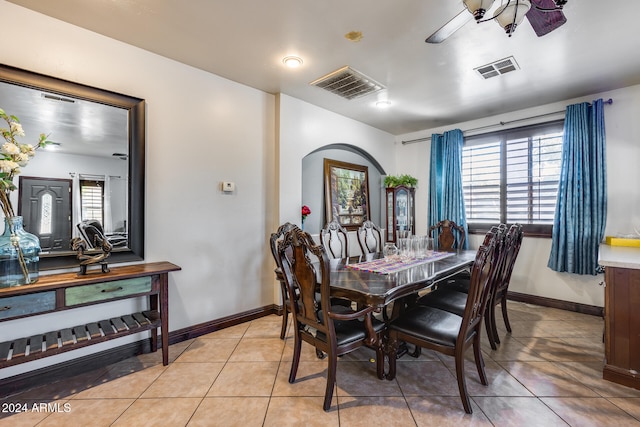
[401,98,613,145]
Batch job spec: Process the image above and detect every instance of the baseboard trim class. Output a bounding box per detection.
[604,364,640,390]
[507,291,603,317]
[168,304,279,344]
[0,304,279,398]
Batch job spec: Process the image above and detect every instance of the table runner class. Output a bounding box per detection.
[346,252,454,274]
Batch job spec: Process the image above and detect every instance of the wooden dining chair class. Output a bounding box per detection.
[487,224,524,345]
[320,218,349,259]
[269,222,296,340]
[423,224,523,349]
[386,237,498,414]
[415,225,508,350]
[429,219,466,251]
[356,220,383,255]
[278,226,385,411]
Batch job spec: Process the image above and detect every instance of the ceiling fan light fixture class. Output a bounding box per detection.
[463,0,495,20]
[493,0,532,36]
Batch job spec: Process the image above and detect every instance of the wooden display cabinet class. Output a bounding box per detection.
[385,185,415,243]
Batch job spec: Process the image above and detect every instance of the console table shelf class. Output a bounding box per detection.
[0,261,180,370]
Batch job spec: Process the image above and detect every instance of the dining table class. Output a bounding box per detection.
[328,249,477,311]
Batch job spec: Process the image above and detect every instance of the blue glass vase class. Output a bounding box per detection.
[0,216,40,287]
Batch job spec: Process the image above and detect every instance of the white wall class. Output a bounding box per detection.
[277,94,395,231]
[0,2,275,378]
[395,85,640,307]
[2,1,637,379]
[0,2,396,380]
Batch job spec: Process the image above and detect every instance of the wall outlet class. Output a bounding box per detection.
[222,181,235,192]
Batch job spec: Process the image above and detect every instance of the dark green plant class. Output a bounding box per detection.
[384,174,418,188]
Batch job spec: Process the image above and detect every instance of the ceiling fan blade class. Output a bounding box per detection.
[426,10,473,44]
[526,0,567,37]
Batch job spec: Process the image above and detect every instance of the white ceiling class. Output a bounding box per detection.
[0,81,129,159]
[7,0,640,136]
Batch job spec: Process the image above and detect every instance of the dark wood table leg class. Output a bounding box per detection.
[149,292,159,354]
[159,273,169,366]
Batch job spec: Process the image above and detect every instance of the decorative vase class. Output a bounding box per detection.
[0,216,40,287]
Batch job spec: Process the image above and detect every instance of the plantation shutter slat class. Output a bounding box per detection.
[80,180,104,223]
[462,120,563,228]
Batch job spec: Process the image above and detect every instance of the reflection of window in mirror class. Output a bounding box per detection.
[0,64,145,269]
[80,180,104,224]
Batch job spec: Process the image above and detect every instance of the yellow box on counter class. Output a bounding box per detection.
[605,236,640,247]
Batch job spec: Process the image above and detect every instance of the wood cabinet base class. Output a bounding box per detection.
[604,364,640,390]
[603,265,640,390]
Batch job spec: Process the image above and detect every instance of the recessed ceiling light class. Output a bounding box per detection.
[376,100,391,108]
[282,56,303,68]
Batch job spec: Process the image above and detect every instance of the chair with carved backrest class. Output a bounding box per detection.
[486,223,524,346]
[429,219,466,252]
[424,224,523,349]
[77,219,128,249]
[356,220,383,255]
[386,235,499,414]
[415,225,508,350]
[271,222,352,340]
[269,222,296,340]
[320,218,349,259]
[278,226,385,411]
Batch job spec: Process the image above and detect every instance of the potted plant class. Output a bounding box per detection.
[384,174,418,188]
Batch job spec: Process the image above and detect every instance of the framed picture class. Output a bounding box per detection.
[323,158,370,230]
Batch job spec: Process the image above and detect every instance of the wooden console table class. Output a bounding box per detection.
[599,245,640,390]
[0,261,181,369]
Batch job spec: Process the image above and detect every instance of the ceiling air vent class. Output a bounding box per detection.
[310,66,385,100]
[474,56,520,80]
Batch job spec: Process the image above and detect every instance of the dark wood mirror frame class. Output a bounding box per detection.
[0,64,145,270]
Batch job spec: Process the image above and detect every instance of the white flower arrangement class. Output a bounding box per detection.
[0,108,49,284]
[0,108,49,219]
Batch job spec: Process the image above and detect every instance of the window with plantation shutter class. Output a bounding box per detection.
[462,120,564,236]
[80,180,104,224]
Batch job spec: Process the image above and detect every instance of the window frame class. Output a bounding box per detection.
[463,120,564,238]
[79,179,104,224]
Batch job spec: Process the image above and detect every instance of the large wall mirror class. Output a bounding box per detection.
[0,64,145,270]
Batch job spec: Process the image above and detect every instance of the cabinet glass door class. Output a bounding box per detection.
[396,189,408,233]
[386,192,394,242]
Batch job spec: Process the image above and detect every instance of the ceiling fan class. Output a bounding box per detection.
[426,0,568,43]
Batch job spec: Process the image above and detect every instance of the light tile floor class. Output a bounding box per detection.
[2,301,640,426]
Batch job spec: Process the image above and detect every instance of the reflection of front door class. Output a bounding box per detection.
[18,176,72,252]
